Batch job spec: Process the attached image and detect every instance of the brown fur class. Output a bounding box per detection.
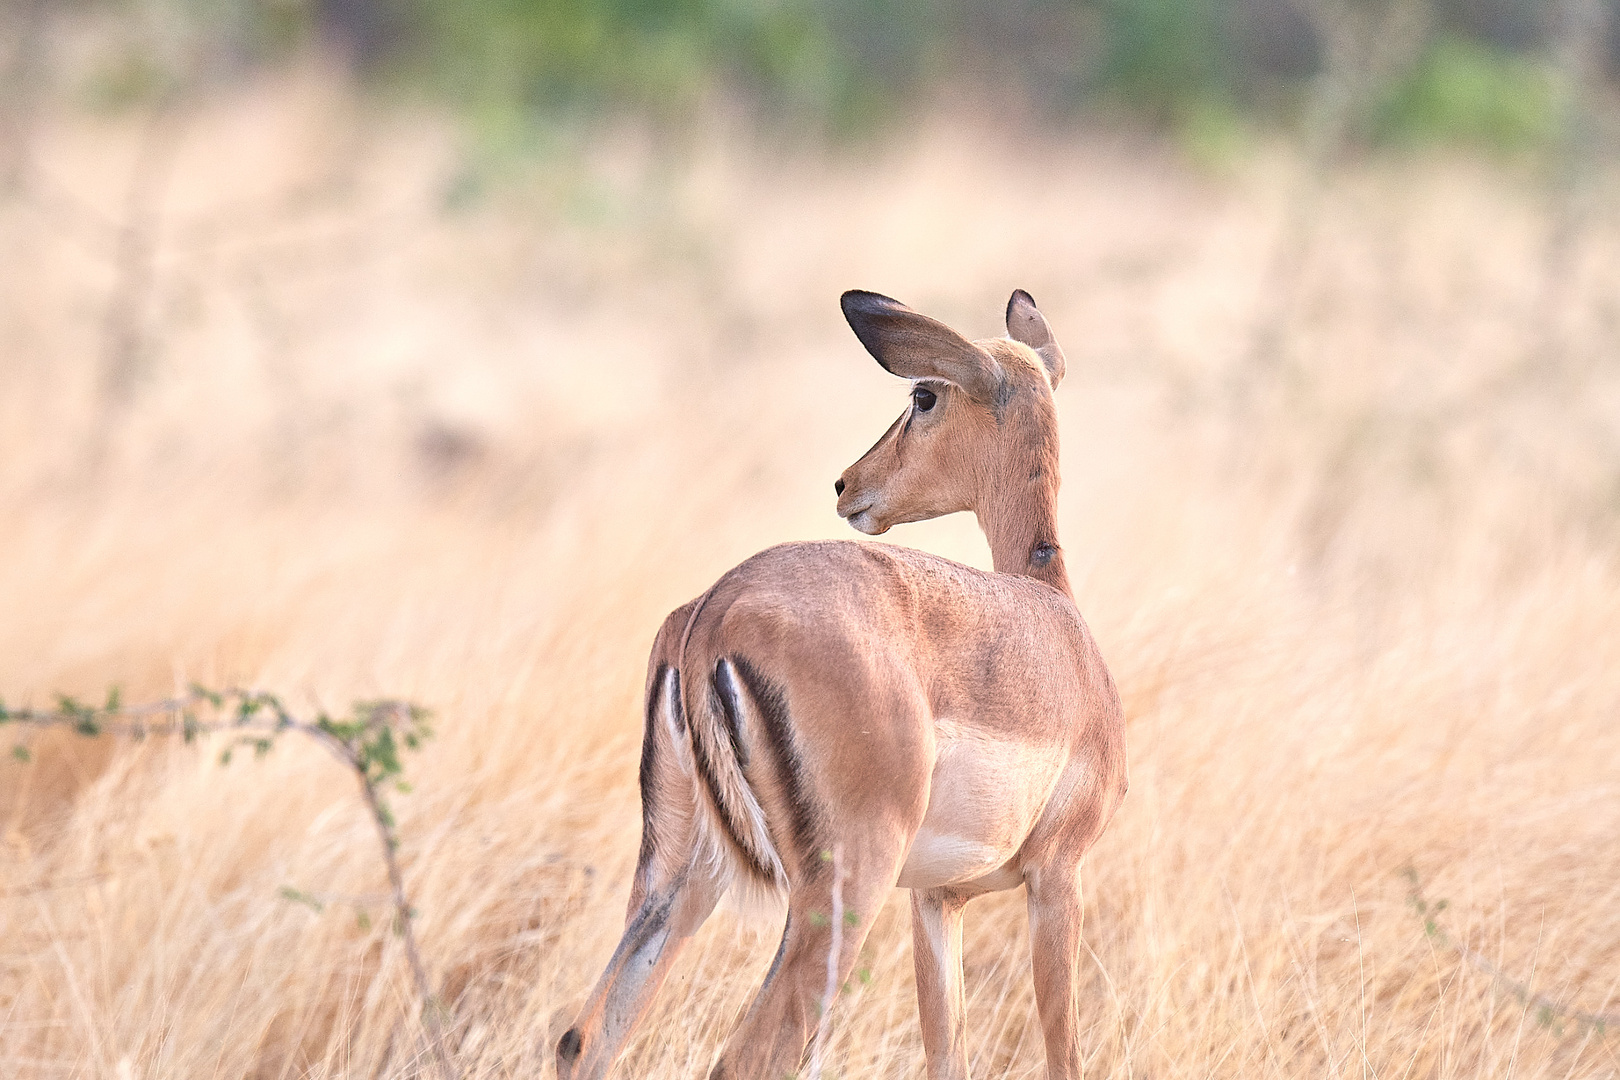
[557,291,1127,1080]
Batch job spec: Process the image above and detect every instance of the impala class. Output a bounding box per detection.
[556,290,1127,1079]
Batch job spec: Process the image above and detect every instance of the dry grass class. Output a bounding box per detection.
[3,67,1619,1079]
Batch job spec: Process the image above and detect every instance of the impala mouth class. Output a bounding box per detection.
[840,504,887,535]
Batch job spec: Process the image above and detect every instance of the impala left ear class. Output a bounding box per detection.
[841,290,1004,405]
[1006,289,1066,389]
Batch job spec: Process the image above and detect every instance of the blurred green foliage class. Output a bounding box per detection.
[1376,36,1561,152]
[1096,0,1233,118]
[406,0,841,117]
[389,0,1017,134]
[55,0,1611,149]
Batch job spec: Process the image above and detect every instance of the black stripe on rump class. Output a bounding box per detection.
[760,910,792,993]
[636,663,672,869]
[730,656,823,879]
[711,659,750,768]
[688,665,774,880]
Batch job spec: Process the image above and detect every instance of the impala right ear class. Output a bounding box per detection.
[1005,289,1066,388]
[841,291,1003,405]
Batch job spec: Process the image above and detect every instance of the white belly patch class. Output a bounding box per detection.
[897,720,1070,890]
[899,828,1009,887]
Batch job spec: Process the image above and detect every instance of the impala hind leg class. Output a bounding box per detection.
[708,859,898,1079]
[1025,864,1086,1080]
[556,863,723,1080]
[911,889,970,1080]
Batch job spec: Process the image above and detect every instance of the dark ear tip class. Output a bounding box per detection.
[841,290,899,318]
[1007,289,1036,316]
[841,290,904,372]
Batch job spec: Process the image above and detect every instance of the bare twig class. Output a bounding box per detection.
[807,842,845,1080]
[1536,0,1611,373]
[1241,0,1434,404]
[349,724,454,1079]
[0,0,47,194]
[100,97,188,415]
[1403,866,1617,1038]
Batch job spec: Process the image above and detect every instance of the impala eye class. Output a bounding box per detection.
[912,386,937,412]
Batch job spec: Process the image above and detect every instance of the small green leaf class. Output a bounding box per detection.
[843,909,860,926]
[11,744,29,763]
[809,911,829,927]
[103,687,121,713]
[857,967,872,985]
[187,683,222,708]
[368,727,401,777]
[356,909,371,931]
[219,748,232,766]
[278,886,324,913]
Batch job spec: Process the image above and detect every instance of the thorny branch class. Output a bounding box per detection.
[1403,866,1617,1039]
[2,686,460,1079]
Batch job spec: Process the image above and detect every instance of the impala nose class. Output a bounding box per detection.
[834,478,846,496]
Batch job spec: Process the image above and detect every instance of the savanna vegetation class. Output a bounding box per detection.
[2,1,1619,1077]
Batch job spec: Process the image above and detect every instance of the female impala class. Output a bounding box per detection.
[556,291,1127,1080]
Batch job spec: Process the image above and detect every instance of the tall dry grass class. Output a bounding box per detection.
[2,67,1619,1079]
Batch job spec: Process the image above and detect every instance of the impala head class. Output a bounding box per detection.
[834,289,1067,549]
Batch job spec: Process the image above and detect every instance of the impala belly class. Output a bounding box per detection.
[897,719,1069,891]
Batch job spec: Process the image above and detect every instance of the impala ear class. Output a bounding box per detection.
[841,290,1003,405]
[1006,289,1066,388]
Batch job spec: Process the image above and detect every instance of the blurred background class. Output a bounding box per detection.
[3,0,1619,492]
[3,2,1619,1078]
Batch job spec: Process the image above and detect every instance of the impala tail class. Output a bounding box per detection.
[629,600,793,922]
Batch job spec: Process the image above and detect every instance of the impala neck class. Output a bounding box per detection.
[976,465,1071,598]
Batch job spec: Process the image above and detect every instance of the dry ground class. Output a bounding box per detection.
[2,67,1619,1079]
